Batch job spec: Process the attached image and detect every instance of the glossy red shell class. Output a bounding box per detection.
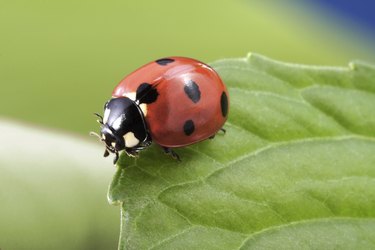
[112,57,229,148]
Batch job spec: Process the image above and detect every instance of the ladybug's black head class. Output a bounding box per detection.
[94,97,149,164]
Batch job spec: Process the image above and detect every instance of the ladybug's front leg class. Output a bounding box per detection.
[162,147,181,161]
[125,137,152,158]
[125,148,140,158]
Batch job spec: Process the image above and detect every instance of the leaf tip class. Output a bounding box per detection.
[107,194,122,206]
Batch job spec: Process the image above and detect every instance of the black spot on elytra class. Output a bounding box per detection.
[136,83,159,104]
[183,120,195,136]
[184,80,201,103]
[220,92,228,117]
[155,58,175,66]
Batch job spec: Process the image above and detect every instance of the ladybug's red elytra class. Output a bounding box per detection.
[93,57,229,164]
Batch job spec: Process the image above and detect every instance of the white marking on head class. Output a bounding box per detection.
[139,103,147,117]
[123,132,139,148]
[112,114,125,130]
[124,92,136,101]
[103,108,110,124]
[111,142,116,148]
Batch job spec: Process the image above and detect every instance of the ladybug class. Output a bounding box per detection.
[93,57,229,164]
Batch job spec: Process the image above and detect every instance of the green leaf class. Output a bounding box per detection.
[108,53,375,249]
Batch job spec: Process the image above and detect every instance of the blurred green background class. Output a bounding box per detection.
[1,0,374,249]
[1,0,374,134]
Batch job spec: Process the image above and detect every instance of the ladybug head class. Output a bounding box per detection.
[92,97,149,164]
[99,124,125,163]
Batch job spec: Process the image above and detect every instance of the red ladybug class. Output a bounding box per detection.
[94,57,229,164]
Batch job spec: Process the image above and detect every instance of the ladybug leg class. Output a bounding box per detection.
[125,148,140,158]
[162,147,181,162]
[125,135,152,158]
[141,133,153,147]
[209,128,226,140]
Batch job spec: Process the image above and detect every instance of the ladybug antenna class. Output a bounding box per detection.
[93,113,103,125]
[89,131,104,141]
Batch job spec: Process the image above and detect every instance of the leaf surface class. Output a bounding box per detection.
[109,54,375,249]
